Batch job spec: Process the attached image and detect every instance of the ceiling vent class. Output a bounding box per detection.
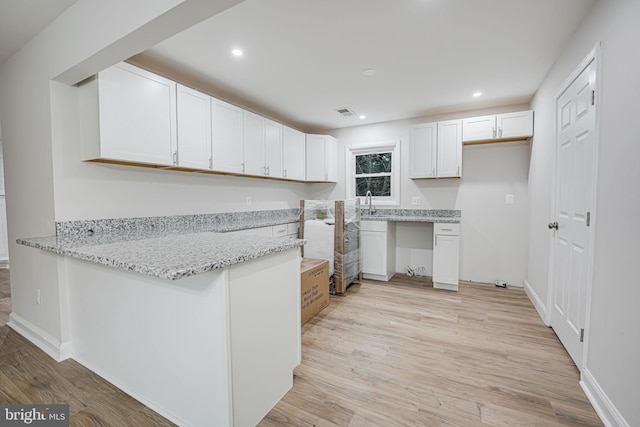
[336,107,356,117]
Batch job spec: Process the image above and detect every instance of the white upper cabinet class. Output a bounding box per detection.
[211,97,244,174]
[462,110,533,143]
[410,120,462,179]
[176,84,212,170]
[461,114,495,141]
[305,134,337,182]
[497,110,534,139]
[243,110,266,176]
[282,126,306,181]
[244,114,284,178]
[265,119,284,178]
[325,136,338,182]
[410,122,437,178]
[437,119,463,178]
[80,62,177,166]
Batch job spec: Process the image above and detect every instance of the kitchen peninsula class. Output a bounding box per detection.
[16,210,304,427]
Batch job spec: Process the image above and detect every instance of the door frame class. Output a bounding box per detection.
[546,42,601,371]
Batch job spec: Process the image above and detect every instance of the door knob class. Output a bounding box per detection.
[548,221,559,230]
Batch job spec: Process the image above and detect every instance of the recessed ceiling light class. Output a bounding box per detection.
[473,92,482,97]
[359,115,366,120]
[362,68,376,77]
[231,48,243,57]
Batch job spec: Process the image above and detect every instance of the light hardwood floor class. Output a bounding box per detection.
[260,276,602,426]
[0,272,601,426]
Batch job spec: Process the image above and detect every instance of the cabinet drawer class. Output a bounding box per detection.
[272,224,288,237]
[360,220,387,232]
[434,223,459,235]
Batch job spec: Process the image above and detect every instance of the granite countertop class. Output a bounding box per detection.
[18,231,304,281]
[360,209,461,223]
[18,209,305,280]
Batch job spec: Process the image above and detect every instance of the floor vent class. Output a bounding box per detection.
[336,107,356,117]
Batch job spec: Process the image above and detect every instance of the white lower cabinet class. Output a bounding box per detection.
[360,220,396,281]
[432,223,460,291]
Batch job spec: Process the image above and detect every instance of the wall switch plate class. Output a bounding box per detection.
[505,194,514,205]
[246,196,252,206]
[412,196,421,206]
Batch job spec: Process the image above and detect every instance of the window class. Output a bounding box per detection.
[355,152,392,197]
[346,140,400,206]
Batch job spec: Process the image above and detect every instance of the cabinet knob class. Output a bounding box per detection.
[548,221,559,230]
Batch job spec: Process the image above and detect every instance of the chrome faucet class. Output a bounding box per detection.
[365,190,376,215]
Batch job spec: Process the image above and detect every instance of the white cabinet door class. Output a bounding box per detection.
[410,122,437,178]
[243,110,266,176]
[282,126,305,180]
[436,119,462,178]
[305,134,337,181]
[265,119,283,178]
[176,84,212,170]
[93,62,177,165]
[325,135,338,182]
[361,231,387,276]
[462,115,495,142]
[433,223,460,291]
[211,97,244,174]
[360,221,396,281]
[497,110,534,139]
[305,134,326,181]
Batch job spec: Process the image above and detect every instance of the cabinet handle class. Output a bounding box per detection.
[492,127,496,138]
[435,235,438,246]
[283,169,287,177]
[264,166,268,176]
[241,162,245,173]
[498,127,503,138]
[173,151,178,166]
[325,173,328,180]
[209,157,213,170]
[267,165,270,176]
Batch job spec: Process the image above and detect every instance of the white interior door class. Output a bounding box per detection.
[550,59,597,368]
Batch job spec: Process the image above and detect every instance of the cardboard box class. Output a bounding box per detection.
[301,258,330,325]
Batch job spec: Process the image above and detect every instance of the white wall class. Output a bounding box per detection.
[527,1,640,425]
[0,0,245,357]
[329,104,530,286]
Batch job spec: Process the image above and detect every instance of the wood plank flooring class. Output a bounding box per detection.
[0,271,601,426]
[259,276,602,426]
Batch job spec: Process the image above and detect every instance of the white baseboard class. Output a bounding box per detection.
[8,312,72,362]
[581,367,629,427]
[524,278,549,326]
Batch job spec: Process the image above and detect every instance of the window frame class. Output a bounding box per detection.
[345,140,401,206]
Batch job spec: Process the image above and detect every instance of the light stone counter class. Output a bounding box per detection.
[361,208,461,223]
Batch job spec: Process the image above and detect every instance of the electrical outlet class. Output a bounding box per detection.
[412,196,421,206]
[505,194,514,205]
[36,289,41,305]
[246,196,252,206]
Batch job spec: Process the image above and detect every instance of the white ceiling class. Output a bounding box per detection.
[1,0,596,132]
[0,0,78,66]
[135,0,596,132]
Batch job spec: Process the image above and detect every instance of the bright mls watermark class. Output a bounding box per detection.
[1,405,69,426]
